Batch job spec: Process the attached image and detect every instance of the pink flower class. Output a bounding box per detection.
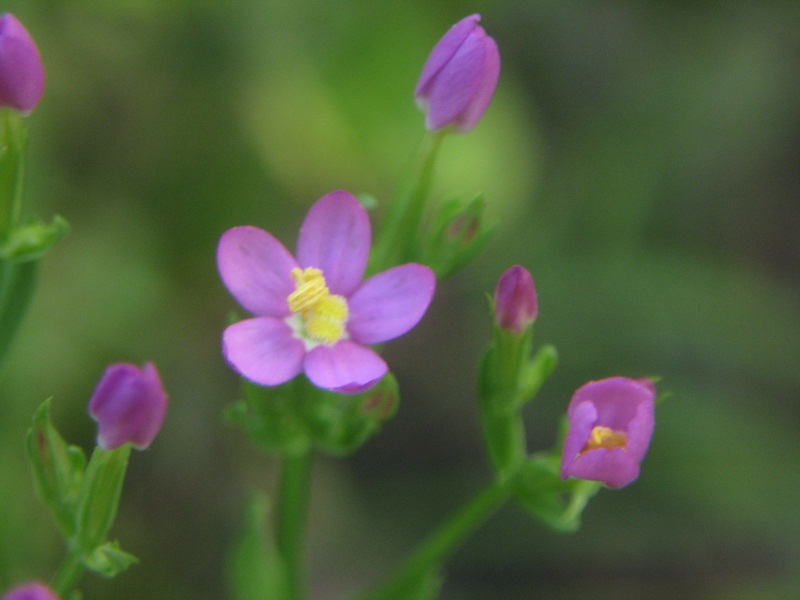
[88,362,168,450]
[3,582,59,600]
[218,190,436,394]
[0,13,45,114]
[561,377,655,488]
[415,14,500,133]
[493,265,538,334]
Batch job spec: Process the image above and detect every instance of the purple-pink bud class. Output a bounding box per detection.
[561,377,655,489]
[414,14,500,133]
[88,362,168,450]
[3,582,60,600]
[0,13,45,114]
[494,265,538,334]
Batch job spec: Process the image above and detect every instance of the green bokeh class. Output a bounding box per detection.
[1,1,798,598]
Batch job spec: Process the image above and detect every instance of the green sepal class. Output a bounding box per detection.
[305,373,399,456]
[516,344,558,411]
[1,215,69,262]
[75,444,131,551]
[419,194,492,278]
[227,374,400,457]
[25,399,87,538]
[225,379,312,455]
[81,540,139,578]
[512,453,601,532]
[227,494,289,600]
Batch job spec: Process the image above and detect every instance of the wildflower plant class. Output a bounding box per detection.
[1,11,662,600]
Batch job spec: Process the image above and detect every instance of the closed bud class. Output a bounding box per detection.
[88,362,168,450]
[494,265,538,334]
[415,14,500,133]
[0,14,45,114]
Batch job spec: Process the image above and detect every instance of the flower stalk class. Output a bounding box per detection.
[275,450,314,600]
[351,474,516,600]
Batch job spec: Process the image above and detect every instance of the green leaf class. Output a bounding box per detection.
[1,215,69,262]
[81,540,139,578]
[227,494,289,600]
[75,445,131,550]
[25,399,86,538]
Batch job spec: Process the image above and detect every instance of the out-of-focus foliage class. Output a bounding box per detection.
[0,0,798,598]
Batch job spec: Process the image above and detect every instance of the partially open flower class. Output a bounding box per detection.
[3,582,59,600]
[218,190,436,394]
[415,14,500,133]
[494,265,538,334]
[88,362,168,450]
[0,13,45,114]
[561,377,655,488]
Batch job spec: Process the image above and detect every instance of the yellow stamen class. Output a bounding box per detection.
[286,267,349,345]
[288,268,328,315]
[584,426,627,452]
[305,294,348,344]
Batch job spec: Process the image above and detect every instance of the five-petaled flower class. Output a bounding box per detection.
[561,377,655,488]
[88,362,168,450]
[0,13,45,114]
[415,14,500,133]
[217,190,436,394]
[3,582,59,600]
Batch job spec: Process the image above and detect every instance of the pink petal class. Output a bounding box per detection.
[347,264,436,344]
[564,448,641,489]
[217,226,298,317]
[415,14,481,100]
[303,341,387,394]
[222,318,305,386]
[296,191,370,297]
[424,28,489,131]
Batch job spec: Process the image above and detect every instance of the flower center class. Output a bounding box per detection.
[287,267,348,345]
[583,426,627,452]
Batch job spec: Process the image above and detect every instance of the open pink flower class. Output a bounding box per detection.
[561,377,655,488]
[218,190,436,394]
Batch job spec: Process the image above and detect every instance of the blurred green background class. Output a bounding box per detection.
[1,0,799,598]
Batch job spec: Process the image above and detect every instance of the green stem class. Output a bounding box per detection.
[0,258,38,366]
[370,130,446,272]
[353,475,515,600]
[51,544,85,597]
[276,450,314,600]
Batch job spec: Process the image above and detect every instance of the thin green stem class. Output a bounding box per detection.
[51,544,84,597]
[352,475,515,600]
[370,130,446,272]
[276,450,314,600]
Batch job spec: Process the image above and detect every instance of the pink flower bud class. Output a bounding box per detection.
[0,13,45,114]
[561,377,656,488]
[494,265,538,334]
[415,14,500,133]
[88,362,168,450]
[3,582,59,600]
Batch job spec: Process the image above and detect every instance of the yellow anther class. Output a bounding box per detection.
[286,267,349,345]
[305,294,349,344]
[584,426,627,452]
[288,267,328,314]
